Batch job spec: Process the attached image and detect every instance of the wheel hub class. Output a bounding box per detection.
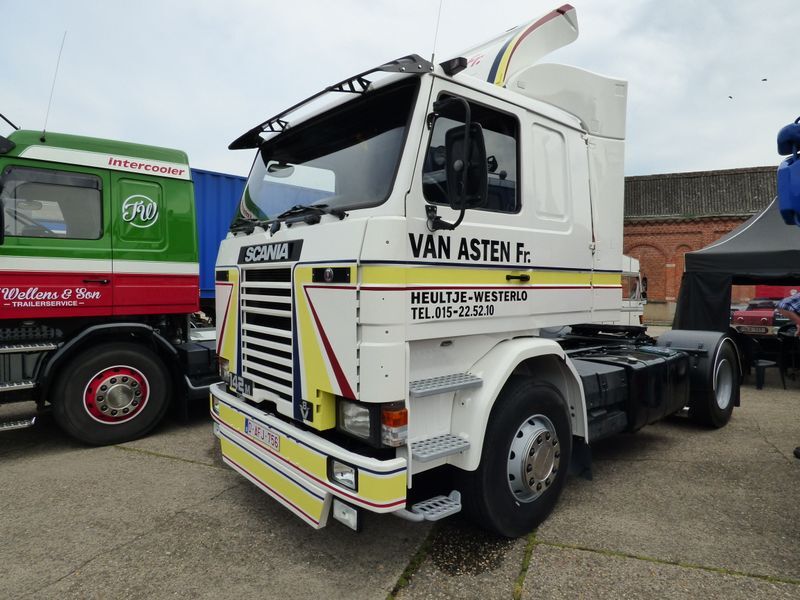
[508,415,561,503]
[83,366,149,425]
[715,358,733,410]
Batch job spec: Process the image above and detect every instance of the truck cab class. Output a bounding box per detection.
[211,5,739,536]
[0,130,216,443]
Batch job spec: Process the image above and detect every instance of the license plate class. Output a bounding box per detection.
[244,418,280,452]
[738,325,768,334]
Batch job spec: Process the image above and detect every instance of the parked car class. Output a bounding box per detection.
[731,298,790,336]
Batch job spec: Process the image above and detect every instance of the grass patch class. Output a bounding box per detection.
[536,539,800,586]
[387,525,437,600]
[512,532,537,600]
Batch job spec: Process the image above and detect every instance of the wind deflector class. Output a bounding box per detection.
[229,54,433,150]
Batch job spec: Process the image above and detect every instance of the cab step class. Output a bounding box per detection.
[411,433,470,462]
[0,343,58,354]
[395,491,463,522]
[409,373,482,398]
[0,380,36,392]
[0,416,37,431]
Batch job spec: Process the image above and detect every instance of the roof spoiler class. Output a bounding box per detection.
[229,54,433,150]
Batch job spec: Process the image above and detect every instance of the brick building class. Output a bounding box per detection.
[623,167,776,323]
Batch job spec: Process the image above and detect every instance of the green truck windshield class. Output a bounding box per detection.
[235,78,419,223]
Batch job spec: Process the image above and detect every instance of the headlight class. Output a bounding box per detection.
[218,358,230,383]
[338,400,372,440]
[328,458,358,491]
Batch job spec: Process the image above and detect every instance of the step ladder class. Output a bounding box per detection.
[409,373,482,398]
[394,491,462,522]
[0,380,36,392]
[0,416,37,432]
[411,433,470,462]
[0,343,58,354]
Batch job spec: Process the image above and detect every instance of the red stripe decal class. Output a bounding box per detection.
[302,286,356,399]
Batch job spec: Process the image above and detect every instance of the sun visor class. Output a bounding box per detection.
[452,4,578,87]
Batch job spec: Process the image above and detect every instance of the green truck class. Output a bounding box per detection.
[0,129,217,444]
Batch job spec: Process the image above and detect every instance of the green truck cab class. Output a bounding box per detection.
[0,129,216,444]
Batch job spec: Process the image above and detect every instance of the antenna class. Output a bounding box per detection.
[431,0,445,64]
[42,30,67,143]
[0,113,20,131]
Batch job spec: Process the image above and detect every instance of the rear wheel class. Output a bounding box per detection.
[52,342,171,445]
[689,341,738,428]
[459,376,572,538]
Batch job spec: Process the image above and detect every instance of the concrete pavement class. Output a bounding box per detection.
[2,370,798,599]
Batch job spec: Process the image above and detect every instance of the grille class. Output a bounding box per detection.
[240,267,293,403]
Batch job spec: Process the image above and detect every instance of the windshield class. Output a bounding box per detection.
[235,78,419,223]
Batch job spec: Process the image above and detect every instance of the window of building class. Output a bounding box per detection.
[423,96,519,213]
[1,166,103,240]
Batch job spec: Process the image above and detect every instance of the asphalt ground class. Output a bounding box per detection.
[2,369,798,599]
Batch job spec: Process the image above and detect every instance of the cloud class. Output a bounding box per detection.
[1,0,795,177]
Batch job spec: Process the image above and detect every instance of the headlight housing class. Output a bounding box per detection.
[218,358,230,383]
[338,400,374,440]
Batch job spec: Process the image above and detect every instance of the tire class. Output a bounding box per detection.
[688,340,738,428]
[458,376,572,538]
[52,342,171,445]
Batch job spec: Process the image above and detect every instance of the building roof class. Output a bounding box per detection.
[624,166,776,220]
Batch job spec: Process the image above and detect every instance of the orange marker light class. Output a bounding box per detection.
[381,407,408,428]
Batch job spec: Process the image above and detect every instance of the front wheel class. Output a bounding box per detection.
[459,376,572,538]
[52,342,171,445]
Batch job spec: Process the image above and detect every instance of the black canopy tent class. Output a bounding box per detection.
[673,198,800,331]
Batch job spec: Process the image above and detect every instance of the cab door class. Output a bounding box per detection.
[109,172,198,316]
[0,162,113,319]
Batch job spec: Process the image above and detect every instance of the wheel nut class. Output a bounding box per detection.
[132,400,139,406]
[131,381,138,388]
[545,432,551,440]
[111,410,117,416]
[536,483,542,491]
[100,385,108,391]
[555,451,560,458]
[536,435,542,444]
[122,377,128,382]
[110,378,117,384]
[529,478,535,486]
[529,447,535,456]
[101,405,108,412]
[526,463,533,473]
[545,478,551,486]
[135,391,141,397]
[97,396,104,401]
[123,408,129,414]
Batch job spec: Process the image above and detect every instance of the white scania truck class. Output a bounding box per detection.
[209,5,740,537]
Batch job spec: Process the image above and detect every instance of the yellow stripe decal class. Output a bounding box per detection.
[216,401,406,507]
[361,265,620,287]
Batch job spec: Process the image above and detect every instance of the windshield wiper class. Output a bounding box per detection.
[277,204,347,222]
[229,215,268,233]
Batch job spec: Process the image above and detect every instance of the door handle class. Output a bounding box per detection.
[83,278,110,285]
[506,274,530,282]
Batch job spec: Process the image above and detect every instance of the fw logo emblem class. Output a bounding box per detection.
[122,195,159,228]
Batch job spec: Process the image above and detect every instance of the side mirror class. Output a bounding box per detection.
[444,123,487,210]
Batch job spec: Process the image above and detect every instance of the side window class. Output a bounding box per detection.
[423,96,519,213]
[531,124,569,221]
[1,166,103,239]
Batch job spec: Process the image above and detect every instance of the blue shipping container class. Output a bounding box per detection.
[191,168,247,303]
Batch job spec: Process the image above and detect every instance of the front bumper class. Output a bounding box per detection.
[210,383,407,529]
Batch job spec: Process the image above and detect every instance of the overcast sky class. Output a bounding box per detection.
[1,0,796,177]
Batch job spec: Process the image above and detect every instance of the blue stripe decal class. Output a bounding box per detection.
[486,35,515,83]
[219,427,326,501]
[291,264,303,421]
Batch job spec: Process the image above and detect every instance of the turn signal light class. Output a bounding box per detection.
[381,403,408,447]
[381,406,408,428]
